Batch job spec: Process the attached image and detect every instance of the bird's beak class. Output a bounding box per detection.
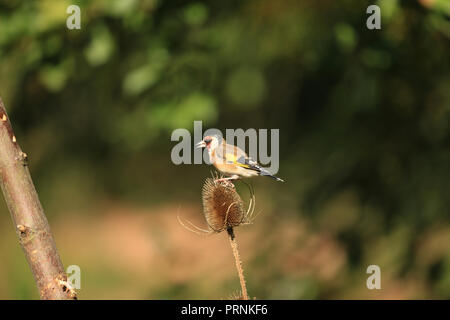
[196,141,206,148]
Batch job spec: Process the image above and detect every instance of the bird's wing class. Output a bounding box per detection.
[219,143,261,172]
[236,156,262,172]
[215,140,279,178]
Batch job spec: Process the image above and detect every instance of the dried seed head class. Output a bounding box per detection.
[202,178,245,232]
[177,176,256,235]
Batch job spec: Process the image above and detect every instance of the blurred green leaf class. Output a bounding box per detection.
[334,23,357,52]
[169,92,218,129]
[39,65,68,92]
[226,67,266,108]
[378,0,399,21]
[84,25,115,66]
[184,3,209,27]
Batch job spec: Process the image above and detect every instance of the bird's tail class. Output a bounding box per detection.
[260,169,284,182]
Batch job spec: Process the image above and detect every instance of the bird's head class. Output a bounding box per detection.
[196,135,221,151]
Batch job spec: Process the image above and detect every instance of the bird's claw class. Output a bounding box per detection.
[214,178,236,188]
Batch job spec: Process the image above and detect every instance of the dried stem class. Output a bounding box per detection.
[227,227,249,300]
[0,97,76,300]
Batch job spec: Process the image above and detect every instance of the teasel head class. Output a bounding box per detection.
[177,174,255,300]
[202,178,246,232]
[177,175,256,235]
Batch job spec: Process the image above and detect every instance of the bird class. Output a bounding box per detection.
[196,135,284,182]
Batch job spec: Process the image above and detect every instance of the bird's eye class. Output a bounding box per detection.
[204,138,212,144]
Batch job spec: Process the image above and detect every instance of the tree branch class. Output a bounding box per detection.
[0,97,76,300]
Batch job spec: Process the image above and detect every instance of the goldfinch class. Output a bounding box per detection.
[196,135,284,182]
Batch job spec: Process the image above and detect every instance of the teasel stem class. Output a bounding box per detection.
[227,227,249,300]
[0,97,76,299]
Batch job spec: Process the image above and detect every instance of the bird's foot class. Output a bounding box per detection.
[214,176,239,187]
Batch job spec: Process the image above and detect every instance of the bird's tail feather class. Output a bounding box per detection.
[265,174,284,182]
[260,169,284,182]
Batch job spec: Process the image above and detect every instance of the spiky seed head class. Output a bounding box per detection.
[202,178,245,232]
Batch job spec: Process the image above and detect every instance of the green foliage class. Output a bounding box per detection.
[0,0,449,299]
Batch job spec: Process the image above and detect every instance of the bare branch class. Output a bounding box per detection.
[0,97,76,300]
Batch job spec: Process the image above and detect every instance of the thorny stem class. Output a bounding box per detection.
[0,97,76,299]
[227,227,249,300]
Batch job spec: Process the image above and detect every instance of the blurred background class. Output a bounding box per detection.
[0,0,449,299]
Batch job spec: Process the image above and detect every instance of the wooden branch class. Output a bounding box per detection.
[0,97,76,300]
